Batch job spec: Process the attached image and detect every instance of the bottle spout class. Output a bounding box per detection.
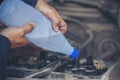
[69,48,80,59]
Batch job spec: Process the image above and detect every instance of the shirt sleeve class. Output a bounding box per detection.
[0,34,11,51]
[0,0,3,5]
[22,0,38,7]
[0,34,11,80]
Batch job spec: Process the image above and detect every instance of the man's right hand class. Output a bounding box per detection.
[35,0,67,34]
[0,22,35,48]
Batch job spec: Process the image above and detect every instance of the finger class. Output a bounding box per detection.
[46,13,60,32]
[60,23,67,34]
[50,15,60,32]
[52,8,67,33]
[44,7,60,32]
[51,8,63,31]
[21,22,35,34]
[60,20,67,28]
[60,30,65,34]
[60,26,66,33]
[60,28,66,34]
[53,22,60,32]
[11,38,29,48]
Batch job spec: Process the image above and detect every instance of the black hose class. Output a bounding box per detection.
[58,0,118,25]
[62,16,93,49]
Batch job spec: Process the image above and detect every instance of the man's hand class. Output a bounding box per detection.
[0,22,35,48]
[35,0,67,34]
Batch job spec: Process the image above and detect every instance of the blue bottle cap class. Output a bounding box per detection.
[69,48,80,59]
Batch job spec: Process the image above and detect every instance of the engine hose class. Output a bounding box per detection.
[118,8,120,28]
[98,38,120,59]
[64,0,101,8]
[62,16,93,49]
[25,60,61,79]
[57,0,118,25]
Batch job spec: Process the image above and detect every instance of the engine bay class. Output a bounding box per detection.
[7,50,108,80]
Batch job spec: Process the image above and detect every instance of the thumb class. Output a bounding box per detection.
[21,22,35,34]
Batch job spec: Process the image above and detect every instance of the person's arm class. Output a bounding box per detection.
[0,22,35,80]
[35,0,67,34]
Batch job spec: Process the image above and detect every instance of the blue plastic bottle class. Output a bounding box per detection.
[0,0,79,59]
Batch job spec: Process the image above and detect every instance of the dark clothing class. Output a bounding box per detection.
[0,0,38,7]
[22,0,38,7]
[0,35,11,80]
[0,0,3,5]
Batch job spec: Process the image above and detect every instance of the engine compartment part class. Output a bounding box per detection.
[101,59,120,80]
[52,0,119,25]
[7,50,108,80]
[118,8,120,28]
